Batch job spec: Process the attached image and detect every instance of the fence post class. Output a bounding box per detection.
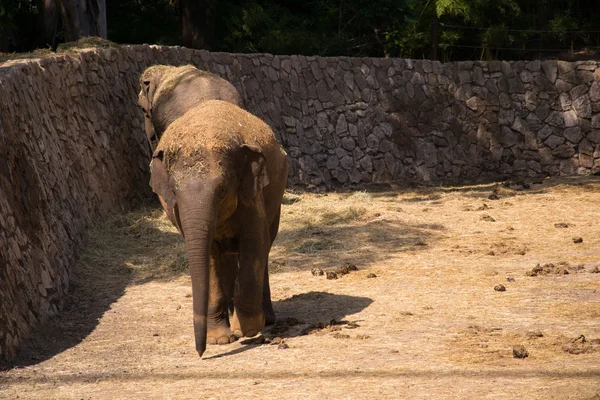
[431,15,439,61]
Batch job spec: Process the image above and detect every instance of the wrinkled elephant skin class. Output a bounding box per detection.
[149,100,287,357]
[138,64,243,150]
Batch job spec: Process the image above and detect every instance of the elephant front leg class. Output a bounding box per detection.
[230,257,266,338]
[230,216,270,338]
[206,246,237,345]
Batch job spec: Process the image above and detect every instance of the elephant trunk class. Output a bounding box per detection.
[179,199,217,358]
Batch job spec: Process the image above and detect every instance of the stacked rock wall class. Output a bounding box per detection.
[230,56,600,185]
[2,44,599,361]
[94,46,600,187]
[136,47,600,185]
[0,49,152,361]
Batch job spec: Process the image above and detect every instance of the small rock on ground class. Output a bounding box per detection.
[513,345,529,358]
[336,265,349,275]
[346,263,359,271]
[526,330,544,338]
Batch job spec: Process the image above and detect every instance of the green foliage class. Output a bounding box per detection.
[217,1,324,55]
[548,3,578,43]
[0,0,38,30]
[436,0,520,24]
[216,0,411,57]
[106,0,180,46]
[7,0,600,60]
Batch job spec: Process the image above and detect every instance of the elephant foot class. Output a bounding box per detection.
[207,326,237,345]
[264,308,276,326]
[231,309,265,338]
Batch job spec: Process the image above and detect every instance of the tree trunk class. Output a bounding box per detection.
[0,0,59,51]
[180,0,215,50]
[78,0,107,38]
[56,0,107,42]
[37,0,60,48]
[56,0,81,41]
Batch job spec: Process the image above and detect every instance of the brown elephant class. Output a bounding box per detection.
[149,100,288,357]
[138,64,243,149]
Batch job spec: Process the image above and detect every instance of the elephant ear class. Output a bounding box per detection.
[143,78,157,107]
[240,144,270,205]
[150,150,177,211]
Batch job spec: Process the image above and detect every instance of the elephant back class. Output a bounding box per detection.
[157,100,286,176]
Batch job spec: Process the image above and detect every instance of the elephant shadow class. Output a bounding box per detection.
[208,291,373,358]
[269,291,374,335]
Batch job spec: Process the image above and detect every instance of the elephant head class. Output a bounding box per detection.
[138,65,243,150]
[149,100,287,357]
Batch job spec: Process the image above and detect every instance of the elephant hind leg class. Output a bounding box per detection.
[220,253,238,315]
[262,267,275,326]
[262,208,282,326]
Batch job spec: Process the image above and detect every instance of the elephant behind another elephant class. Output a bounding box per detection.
[138,64,243,150]
[149,100,288,357]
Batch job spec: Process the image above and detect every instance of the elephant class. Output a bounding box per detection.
[149,100,288,357]
[138,64,243,150]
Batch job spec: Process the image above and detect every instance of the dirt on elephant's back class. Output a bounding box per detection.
[2,176,600,399]
[158,100,275,156]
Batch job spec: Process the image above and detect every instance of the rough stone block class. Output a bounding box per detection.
[545,111,565,127]
[573,96,592,118]
[564,127,583,144]
[501,61,515,77]
[544,134,566,149]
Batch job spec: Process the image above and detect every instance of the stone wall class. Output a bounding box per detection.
[120,46,600,186]
[233,56,600,185]
[2,44,599,361]
[0,50,152,361]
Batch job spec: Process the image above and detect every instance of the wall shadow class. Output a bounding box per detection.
[434,175,600,201]
[0,259,132,370]
[0,207,185,371]
[294,175,600,203]
[290,176,600,203]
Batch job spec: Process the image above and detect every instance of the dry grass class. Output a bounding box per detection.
[2,176,600,399]
[76,207,187,284]
[0,37,119,63]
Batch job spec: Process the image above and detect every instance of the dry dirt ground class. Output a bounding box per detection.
[1,176,600,399]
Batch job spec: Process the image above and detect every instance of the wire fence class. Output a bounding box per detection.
[434,21,600,60]
[439,23,600,35]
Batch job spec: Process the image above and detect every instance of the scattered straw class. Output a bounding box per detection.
[75,207,186,284]
[1,37,120,63]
